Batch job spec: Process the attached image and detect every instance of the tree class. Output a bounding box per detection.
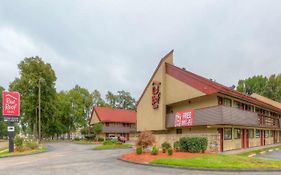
[105,90,136,110]
[263,74,281,102]
[236,75,267,95]
[9,56,57,138]
[91,90,106,107]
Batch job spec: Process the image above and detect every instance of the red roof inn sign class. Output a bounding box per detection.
[175,109,195,127]
[2,91,20,117]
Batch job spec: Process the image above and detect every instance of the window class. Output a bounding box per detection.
[269,130,273,137]
[265,130,269,138]
[233,101,241,109]
[176,129,182,134]
[234,128,241,139]
[256,129,260,138]
[249,129,254,138]
[218,97,223,105]
[105,122,109,127]
[223,98,232,107]
[224,128,232,140]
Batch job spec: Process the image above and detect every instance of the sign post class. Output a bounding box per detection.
[2,91,20,153]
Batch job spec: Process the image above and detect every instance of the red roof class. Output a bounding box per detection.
[166,63,281,113]
[92,107,136,123]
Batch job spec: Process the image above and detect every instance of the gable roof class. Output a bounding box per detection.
[136,50,174,106]
[91,107,136,123]
[166,63,281,113]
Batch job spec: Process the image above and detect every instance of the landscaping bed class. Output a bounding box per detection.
[0,145,48,158]
[120,151,207,164]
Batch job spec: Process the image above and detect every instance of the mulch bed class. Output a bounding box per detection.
[120,151,208,164]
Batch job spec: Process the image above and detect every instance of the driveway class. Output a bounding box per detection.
[256,150,281,160]
[0,142,279,175]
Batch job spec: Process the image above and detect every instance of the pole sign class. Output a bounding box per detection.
[174,109,195,127]
[2,91,20,117]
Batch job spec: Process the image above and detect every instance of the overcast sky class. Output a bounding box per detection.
[1,0,281,99]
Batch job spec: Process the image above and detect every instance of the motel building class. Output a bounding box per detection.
[89,107,137,141]
[137,50,281,152]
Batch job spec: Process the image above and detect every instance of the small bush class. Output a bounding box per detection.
[97,137,104,142]
[74,137,80,141]
[179,137,208,153]
[25,139,39,150]
[151,146,159,155]
[136,131,155,149]
[136,147,142,155]
[161,142,171,153]
[167,147,173,156]
[14,135,24,152]
[173,141,180,152]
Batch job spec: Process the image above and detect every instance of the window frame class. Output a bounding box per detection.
[234,128,241,139]
[224,128,232,140]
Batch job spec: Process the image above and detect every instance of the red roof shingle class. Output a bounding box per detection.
[93,107,136,123]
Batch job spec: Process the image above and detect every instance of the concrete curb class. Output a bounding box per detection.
[0,145,49,159]
[118,157,281,172]
[248,148,280,157]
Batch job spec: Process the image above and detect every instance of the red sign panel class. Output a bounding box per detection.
[2,91,20,117]
[174,109,195,127]
[152,81,161,109]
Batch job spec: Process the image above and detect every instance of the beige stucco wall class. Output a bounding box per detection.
[165,74,205,105]
[169,94,218,113]
[137,52,173,131]
[90,111,100,125]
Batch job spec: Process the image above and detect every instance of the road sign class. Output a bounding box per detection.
[2,91,20,116]
[7,126,15,132]
[4,116,19,122]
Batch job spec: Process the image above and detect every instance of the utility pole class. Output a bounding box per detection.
[38,79,41,143]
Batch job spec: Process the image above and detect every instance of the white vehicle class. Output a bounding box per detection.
[107,135,118,140]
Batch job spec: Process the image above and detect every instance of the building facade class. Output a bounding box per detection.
[89,107,137,140]
[137,50,281,152]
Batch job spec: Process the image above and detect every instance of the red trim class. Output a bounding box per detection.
[136,50,174,106]
[241,129,245,149]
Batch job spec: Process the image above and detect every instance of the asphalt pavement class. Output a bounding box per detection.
[0,142,280,175]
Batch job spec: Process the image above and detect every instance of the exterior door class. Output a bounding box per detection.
[273,131,277,144]
[245,129,249,148]
[219,128,224,152]
[260,130,265,146]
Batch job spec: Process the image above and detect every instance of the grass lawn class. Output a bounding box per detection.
[150,154,281,169]
[93,144,131,150]
[0,145,48,158]
[72,140,100,145]
[238,145,281,157]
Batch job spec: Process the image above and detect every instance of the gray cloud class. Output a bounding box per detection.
[1,0,281,98]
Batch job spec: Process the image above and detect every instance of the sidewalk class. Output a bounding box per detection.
[221,143,281,155]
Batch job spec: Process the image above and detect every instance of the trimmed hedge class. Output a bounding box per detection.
[179,137,208,153]
[173,141,180,152]
[151,146,159,155]
[161,142,171,153]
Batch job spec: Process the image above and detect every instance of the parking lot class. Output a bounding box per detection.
[0,142,280,175]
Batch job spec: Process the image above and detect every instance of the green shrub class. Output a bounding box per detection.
[167,147,173,156]
[161,142,171,153]
[136,147,142,155]
[97,137,104,142]
[74,137,80,141]
[25,139,39,150]
[102,140,122,145]
[179,137,208,153]
[151,146,159,155]
[14,135,24,152]
[173,141,180,152]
